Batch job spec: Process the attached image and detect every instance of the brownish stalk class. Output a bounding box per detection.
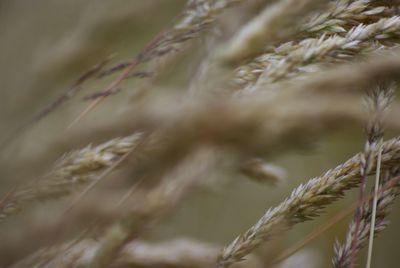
[349,85,393,268]
[350,155,372,268]
[68,0,247,128]
[333,168,400,268]
[273,205,355,265]
[0,58,110,152]
[67,31,165,129]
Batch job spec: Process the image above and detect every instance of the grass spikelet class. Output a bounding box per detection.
[336,84,394,267]
[219,0,328,65]
[0,133,143,219]
[233,0,393,90]
[217,137,400,268]
[333,169,400,268]
[251,17,400,89]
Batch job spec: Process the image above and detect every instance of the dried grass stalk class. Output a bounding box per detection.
[233,0,392,89]
[18,0,247,134]
[219,0,328,64]
[302,0,391,36]
[137,0,247,63]
[333,169,400,268]
[0,133,143,219]
[5,53,400,219]
[7,77,399,221]
[251,16,400,89]
[348,84,393,267]
[217,137,400,268]
[270,52,400,95]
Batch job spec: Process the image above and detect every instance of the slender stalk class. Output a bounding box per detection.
[336,84,394,267]
[366,141,383,268]
[333,168,400,268]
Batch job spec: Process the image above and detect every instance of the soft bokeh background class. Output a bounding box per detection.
[1,1,400,267]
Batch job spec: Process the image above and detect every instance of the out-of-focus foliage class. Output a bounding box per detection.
[1,1,400,268]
